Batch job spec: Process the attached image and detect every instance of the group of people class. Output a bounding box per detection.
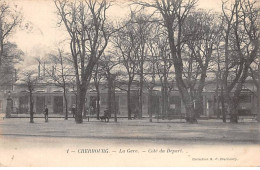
[42,105,77,123]
[42,105,73,123]
[42,105,112,122]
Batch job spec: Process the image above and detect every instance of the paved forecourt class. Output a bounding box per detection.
[0,114,259,144]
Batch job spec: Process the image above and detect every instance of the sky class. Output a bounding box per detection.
[10,0,223,69]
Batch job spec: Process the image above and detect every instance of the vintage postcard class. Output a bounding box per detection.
[0,0,259,167]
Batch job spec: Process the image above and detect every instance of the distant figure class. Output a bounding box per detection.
[72,105,76,118]
[100,109,109,122]
[44,105,48,122]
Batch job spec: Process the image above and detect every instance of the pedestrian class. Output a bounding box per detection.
[44,105,48,122]
[72,105,76,118]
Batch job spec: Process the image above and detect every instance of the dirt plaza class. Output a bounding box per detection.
[0,114,260,166]
[0,114,259,144]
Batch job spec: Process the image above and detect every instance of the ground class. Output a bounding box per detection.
[0,114,260,166]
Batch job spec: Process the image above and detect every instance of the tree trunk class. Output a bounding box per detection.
[175,71,197,123]
[177,80,197,123]
[216,52,221,119]
[163,76,169,119]
[257,62,260,122]
[96,85,100,120]
[257,82,260,122]
[83,98,87,119]
[107,74,112,118]
[166,19,197,123]
[138,62,144,119]
[230,63,250,123]
[161,85,165,119]
[29,91,34,123]
[195,66,208,117]
[164,88,169,119]
[63,88,68,120]
[229,100,238,123]
[139,75,143,119]
[75,85,86,123]
[195,94,203,118]
[215,85,220,119]
[148,89,153,122]
[216,96,220,119]
[0,37,3,67]
[221,86,226,123]
[127,83,132,120]
[112,79,117,122]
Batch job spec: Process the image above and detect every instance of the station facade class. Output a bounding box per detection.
[2,79,258,119]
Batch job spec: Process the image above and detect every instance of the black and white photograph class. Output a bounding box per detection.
[0,0,259,167]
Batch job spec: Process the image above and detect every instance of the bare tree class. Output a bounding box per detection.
[0,42,23,90]
[99,54,120,121]
[112,17,139,120]
[137,0,198,123]
[19,71,38,123]
[54,0,113,123]
[213,38,226,121]
[147,23,174,119]
[0,0,22,68]
[130,10,153,119]
[38,47,74,120]
[221,0,259,123]
[0,1,23,90]
[183,10,222,117]
[92,62,102,119]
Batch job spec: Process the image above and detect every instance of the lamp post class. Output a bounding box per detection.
[6,91,12,118]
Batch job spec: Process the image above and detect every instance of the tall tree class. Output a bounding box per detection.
[19,70,37,123]
[183,10,222,117]
[147,24,173,119]
[138,0,198,123]
[0,0,22,90]
[99,54,120,121]
[54,0,112,123]
[0,42,23,89]
[130,10,153,119]
[0,0,22,67]
[112,18,139,120]
[221,0,259,123]
[93,61,102,119]
[38,47,74,120]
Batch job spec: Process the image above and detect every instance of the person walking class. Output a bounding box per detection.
[44,105,48,122]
